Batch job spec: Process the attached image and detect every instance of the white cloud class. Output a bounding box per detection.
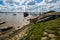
[45,0,52,2]
[0,0,60,12]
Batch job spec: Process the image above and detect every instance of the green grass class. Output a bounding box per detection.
[24,17,60,40]
[24,23,44,40]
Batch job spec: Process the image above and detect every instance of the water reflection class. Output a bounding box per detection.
[0,12,24,27]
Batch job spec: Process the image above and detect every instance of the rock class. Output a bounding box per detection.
[57,28,60,31]
[0,21,6,25]
[41,37,47,40]
[21,32,25,35]
[15,35,19,38]
[48,34,55,38]
[11,37,15,40]
[47,30,54,34]
[17,38,20,40]
[18,34,22,37]
[43,32,48,36]
[8,39,11,40]
[51,38,55,40]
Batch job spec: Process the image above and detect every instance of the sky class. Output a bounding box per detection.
[0,0,60,12]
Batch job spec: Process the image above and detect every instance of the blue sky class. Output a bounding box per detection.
[0,0,43,5]
[0,0,5,5]
[0,0,60,12]
[35,0,42,3]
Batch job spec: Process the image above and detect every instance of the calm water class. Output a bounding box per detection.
[0,12,39,27]
[0,13,24,27]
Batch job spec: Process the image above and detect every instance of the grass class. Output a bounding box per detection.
[24,17,60,40]
[24,23,44,40]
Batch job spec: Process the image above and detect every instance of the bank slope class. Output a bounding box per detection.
[24,17,60,40]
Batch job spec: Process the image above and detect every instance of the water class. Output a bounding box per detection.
[0,12,24,27]
[0,12,39,29]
